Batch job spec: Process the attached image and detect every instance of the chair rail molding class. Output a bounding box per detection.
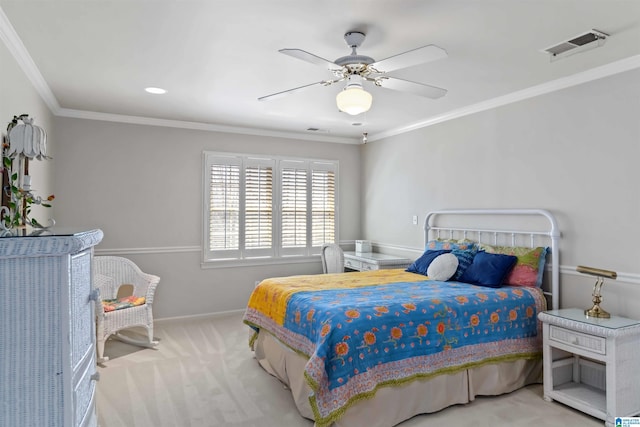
[95,245,200,256]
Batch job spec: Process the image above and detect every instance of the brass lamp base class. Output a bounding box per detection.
[585,304,610,319]
[579,269,615,319]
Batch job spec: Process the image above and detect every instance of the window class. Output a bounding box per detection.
[203,152,338,264]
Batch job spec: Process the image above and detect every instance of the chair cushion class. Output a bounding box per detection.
[102,296,146,312]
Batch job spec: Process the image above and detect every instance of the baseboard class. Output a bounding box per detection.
[154,308,246,324]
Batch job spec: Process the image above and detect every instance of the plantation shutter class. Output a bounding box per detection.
[204,151,338,263]
[206,155,241,259]
[244,158,274,257]
[311,162,336,248]
[281,160,308,255]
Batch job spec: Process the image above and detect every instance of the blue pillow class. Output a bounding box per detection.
[535,247,549,288]
[450,248,477,280]
[406,249,451,276]
[458,250,517,288]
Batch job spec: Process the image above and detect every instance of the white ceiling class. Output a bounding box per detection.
[1,0,639,143]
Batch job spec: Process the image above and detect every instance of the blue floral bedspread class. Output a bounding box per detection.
[244,273,546,427]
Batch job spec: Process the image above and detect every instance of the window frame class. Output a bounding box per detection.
[202,151,339,267]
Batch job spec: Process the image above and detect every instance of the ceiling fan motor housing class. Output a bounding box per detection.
[344,31,366,48]
[335,31,374,75]
[334,55,375,67]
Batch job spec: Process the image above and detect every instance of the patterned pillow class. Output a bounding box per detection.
[480,244,548,287]
[450,248,477,280]
[426,239,476,251]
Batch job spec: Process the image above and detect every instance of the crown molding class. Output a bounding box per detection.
[55,108,357,144]
[0,5,356,145]
[369,54,640,142]
[0,6,61,114]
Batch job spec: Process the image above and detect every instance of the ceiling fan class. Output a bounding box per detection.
[258,31,448,115]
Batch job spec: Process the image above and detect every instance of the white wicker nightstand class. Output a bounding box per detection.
[538,308,640,427]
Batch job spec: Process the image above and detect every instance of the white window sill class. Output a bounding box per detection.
[201,255,320,269]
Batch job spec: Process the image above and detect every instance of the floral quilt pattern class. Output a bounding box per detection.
[244,271,546,427]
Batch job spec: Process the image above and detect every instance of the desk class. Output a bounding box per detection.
[343,251,411,271]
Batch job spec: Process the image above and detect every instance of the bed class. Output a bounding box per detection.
[243,209,560,427]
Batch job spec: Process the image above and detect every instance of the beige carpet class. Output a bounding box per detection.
[96,312,602,427]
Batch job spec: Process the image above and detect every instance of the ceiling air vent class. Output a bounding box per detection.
[542,29,608,61]
[306,127,329,133]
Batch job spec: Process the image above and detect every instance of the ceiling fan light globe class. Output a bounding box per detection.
[336,87,372,115]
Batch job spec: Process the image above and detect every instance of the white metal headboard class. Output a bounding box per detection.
[424,209,560,310]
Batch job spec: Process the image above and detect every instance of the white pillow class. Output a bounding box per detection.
[427,253,459,281]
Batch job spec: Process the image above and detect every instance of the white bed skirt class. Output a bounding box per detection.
[254,330,542,427]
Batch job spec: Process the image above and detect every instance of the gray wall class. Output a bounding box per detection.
[52,118,362,318]
[361,68,640,318]
[3,29,362,320]
[5,28,640,319]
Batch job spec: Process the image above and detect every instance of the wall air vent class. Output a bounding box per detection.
[542,29,608,62]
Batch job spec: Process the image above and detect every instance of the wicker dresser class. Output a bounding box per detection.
[0,228,104,427]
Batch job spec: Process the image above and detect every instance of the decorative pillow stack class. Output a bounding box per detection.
[407,240,478,282]
[407,240,548,288]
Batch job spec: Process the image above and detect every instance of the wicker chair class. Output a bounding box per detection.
[93,256,160,362]
[321,243,344,274]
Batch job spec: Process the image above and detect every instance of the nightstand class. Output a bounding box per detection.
[538,308,640,427]
[343,251,411,271]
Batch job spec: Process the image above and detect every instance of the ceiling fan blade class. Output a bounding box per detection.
[258,80,337,102]
[370,44,447,72]
[279,48,336,69]
[375,76,447,99]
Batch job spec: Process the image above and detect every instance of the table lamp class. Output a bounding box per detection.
[577,265,617,318]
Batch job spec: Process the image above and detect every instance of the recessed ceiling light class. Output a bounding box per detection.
[145,87,167,94]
